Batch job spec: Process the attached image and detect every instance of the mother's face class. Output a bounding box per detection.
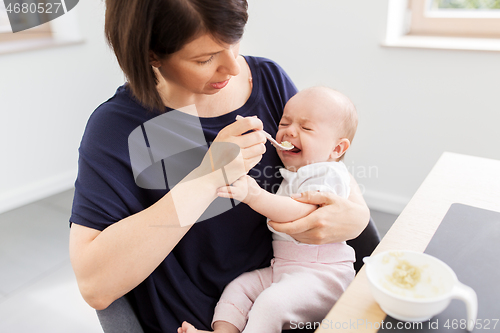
[151,34,241,96]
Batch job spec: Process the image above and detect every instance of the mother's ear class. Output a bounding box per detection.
[149,51,162,68]
[331,138,351,160]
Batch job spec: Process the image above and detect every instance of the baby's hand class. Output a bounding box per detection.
[217,175,261,204]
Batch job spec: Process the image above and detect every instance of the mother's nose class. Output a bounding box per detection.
[218,48,240,77]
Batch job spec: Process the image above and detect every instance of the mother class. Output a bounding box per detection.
[69,0,372,332]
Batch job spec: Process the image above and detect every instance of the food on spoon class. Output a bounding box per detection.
[280,141,294,149]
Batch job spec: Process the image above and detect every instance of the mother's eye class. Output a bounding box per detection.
[198,56,214,65]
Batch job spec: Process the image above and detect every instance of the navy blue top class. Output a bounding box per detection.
[70,56,298,332]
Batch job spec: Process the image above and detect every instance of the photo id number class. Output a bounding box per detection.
[6,2,63,15]
[444,319,499,330]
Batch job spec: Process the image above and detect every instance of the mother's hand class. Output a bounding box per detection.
[268,177,370,244]
[216,116,266,172]
[203,116,266,186]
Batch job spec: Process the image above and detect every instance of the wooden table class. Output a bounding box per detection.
[316,152,500,332]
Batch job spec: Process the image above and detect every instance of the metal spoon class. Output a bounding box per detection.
[235,115,294,151]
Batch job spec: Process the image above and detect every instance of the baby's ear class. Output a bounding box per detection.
[331,138,350,159]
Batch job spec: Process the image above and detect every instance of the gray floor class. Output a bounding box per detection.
[369,209,399,238]
[0,189,102,333]
[0,189,398,332]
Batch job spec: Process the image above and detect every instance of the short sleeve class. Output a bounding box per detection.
[253,57,298,114]
[296,162,351,199]
[244,56,298,136]
[70,97,156,231]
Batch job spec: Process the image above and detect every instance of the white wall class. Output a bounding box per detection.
[0,1,124,213]
[1,0,499,215]
[240,0,500,214]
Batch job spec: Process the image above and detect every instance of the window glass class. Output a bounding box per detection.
[432,0,500,10]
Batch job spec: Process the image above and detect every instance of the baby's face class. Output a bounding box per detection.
[276,92,344,171]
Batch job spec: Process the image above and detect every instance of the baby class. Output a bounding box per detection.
[179,86,358,333]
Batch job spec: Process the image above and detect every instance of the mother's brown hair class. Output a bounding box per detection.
[105,0,248,111]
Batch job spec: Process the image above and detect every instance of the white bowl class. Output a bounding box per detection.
[364,250,477,331]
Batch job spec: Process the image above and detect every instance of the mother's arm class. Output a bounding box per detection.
[70,178,207,311]
[267,173,370,244]
[70,117,266,311]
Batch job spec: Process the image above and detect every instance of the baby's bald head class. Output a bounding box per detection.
[292,86,358,142]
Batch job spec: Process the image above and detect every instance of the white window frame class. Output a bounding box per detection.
[0,1,12,33]
[383,0,500,52]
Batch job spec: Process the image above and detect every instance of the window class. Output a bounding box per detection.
[384,0,500,51]
[409,0,500,38]
[0,1,83,55]
[0,1,52,43]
